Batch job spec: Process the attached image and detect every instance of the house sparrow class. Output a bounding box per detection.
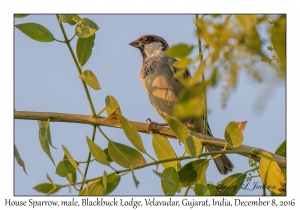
[129,34,233,175]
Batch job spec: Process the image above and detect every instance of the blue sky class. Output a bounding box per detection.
[14,14,286,196]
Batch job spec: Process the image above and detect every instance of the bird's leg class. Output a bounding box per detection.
[146,118,168,132]
[146,118,157,132]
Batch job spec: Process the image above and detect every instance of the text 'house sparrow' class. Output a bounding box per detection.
[129,34,233,174]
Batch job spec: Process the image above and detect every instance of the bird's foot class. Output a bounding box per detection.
[146,118,168,132]
[146,118,158,132]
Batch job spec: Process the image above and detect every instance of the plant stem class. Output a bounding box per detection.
[60,149,257,188]
[79,125,97,191]
[55,14,96,116]
[195,14,207,135]
[244,167,259,174]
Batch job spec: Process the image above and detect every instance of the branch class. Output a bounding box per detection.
[14,110,286,168]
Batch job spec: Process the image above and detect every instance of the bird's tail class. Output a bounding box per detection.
[206,144,234,175]
[206,126,234,175]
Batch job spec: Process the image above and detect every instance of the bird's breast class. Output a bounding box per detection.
[140,63,182,118]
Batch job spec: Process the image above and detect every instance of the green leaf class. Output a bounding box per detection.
[79,175,120,195]
[76,33,95,66]
[208,67,219,87]
[274,140,286,180]
[165,114,190,144]
[194,175,210,196]
[152,134,178,168]
[14,144,27,175]
[75,18,100,38]
[79,179,104,195]
[14,14,29,18]
[108,141,146,168]
[178,159,208,187]
[103,148,113,162]
[271,15,286,75]
[259,151,286,195]
[38,119,56,149]
[15,23,55,42]
[104,175,121,195]
[59,14,81,25]
[207,183,218,195]
[117,112,146,153]
[131,166,140,188]
[105,95,120,116]
[34,183,61,194]
[103,171,107,193]
[166,44,194,58]
[14,144,21,160]
[236,15,262,55]
[38,121,55,165]
[275,140,286,157]
[217,173,246,195]
[63,153,78,184]
[86,136,110,166]
[248,28,262,55]
[66,171,77,185]
[38,120,47,128]
[172,58,191,69]
[174,82,206,119]
[211,14,221,18]
[79,69,100,90]
[161,167,179,196]
[224,121,244,147]
[62,145,78,170]
[38,127,55,164]
[186,136,203,157]
[153,170,174,185]
[56,160,77,177]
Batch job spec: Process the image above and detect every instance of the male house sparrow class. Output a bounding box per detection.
[129,34,233,174]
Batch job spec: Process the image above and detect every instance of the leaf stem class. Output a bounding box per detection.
[69,33,76,42]
[97,106,106,117]
[77,159,96,164]
[97,126,111,142]
[246,175,259,179]
[145,152,157,163]
[184,186,190,196]
[262,186,266,196]
[54,38,66,43]
[244,167,259,174]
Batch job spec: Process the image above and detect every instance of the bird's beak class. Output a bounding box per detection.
[129,39,140,48]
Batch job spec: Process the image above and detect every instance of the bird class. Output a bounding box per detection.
[129,34,233,175]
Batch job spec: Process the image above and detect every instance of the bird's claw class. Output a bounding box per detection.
[146,118,158,132]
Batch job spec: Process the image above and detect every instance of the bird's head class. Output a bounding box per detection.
[129,34,169,59]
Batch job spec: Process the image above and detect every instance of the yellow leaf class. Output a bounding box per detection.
[259,151,286,195]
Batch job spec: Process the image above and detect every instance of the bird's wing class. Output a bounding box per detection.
[169,58,213,136]
[168,58,192,80]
